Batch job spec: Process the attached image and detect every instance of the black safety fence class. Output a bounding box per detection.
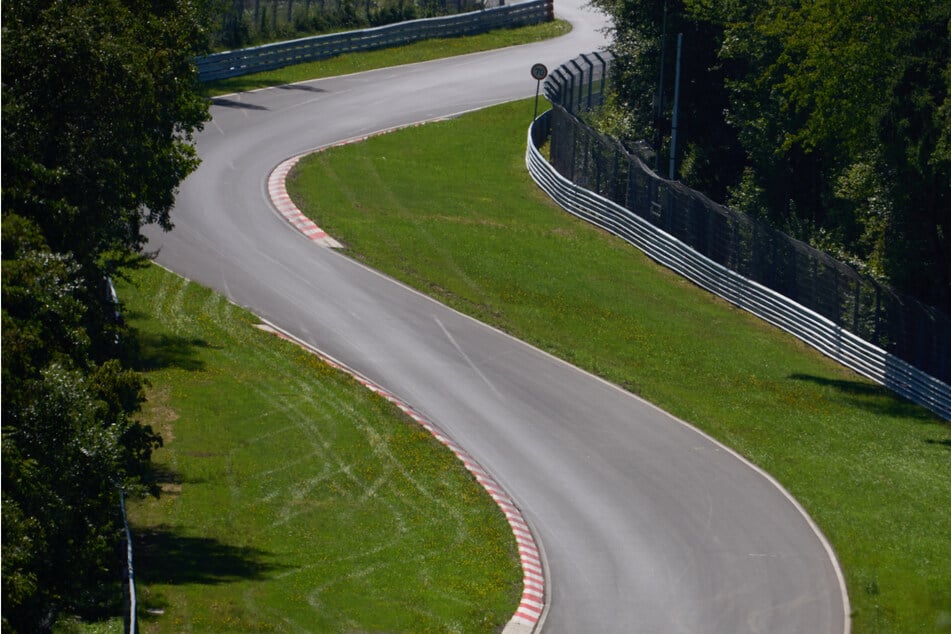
[541,52,949,387]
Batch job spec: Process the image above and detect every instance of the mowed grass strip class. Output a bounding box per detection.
[286,99,951,633]
[203,20,571,97]
[120,264,521,633]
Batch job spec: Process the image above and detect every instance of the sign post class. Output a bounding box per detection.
[530,63,548,121]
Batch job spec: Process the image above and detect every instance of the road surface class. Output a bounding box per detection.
[146,3,849,631]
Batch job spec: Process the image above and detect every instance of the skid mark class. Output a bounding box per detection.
[434,315,505,401]
[168,275,191,329]
[243,378,419,540]
[256,321,546,632]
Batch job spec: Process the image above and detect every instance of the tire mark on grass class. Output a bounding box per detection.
[220,372,422,550]
[245,365,491,618]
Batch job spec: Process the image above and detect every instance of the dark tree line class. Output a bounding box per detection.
[2,0,211,629]
[591,0,951,314]
[214,0,484,49]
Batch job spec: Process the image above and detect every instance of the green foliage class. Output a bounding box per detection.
[1,0,210,629]
[2,0,210,271]
[211,0,470,50]
[588,0,746,197]
[591,0,951,312]
[715,0,951,301]
[201,18,571,96]
[1,216,90,378]
[1,218,158,631]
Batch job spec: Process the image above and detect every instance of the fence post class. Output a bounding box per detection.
[874,284,882,345]
[570,60,585,113]
[581,54,595,110]
[593,51,610,108]
[551,71,568,110]
[668,33,683,180]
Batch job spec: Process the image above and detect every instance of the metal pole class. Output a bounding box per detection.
[570,59,586,112]
[533,79,541,120]
[654,0,668,172]
[668,32,683,180]
[582,54,595,110]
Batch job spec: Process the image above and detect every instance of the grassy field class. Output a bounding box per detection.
[203,20,571,96]
[117,265,521,632]
[55,22,572,634]
[286,99,951,633]
[66,23,577,633]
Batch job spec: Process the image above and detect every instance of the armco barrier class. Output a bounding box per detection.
[527,109,951,420]
[120,489,137,634]
[545,53,949,385]
[197,1,550,82]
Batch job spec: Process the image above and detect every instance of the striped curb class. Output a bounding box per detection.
[267,156,343,248]
[266,119,455,250]
[255,321,545,632]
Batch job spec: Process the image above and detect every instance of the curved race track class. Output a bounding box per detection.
[146,3,849,631]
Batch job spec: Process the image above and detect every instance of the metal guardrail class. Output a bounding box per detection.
[527,109,951,420]
[543,53,950,385]
[196,0,550,81]
[120,489,137,634]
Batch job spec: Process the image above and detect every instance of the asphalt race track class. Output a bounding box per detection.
[145,2,850,631]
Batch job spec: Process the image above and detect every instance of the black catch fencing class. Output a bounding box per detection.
[541,52,950,387]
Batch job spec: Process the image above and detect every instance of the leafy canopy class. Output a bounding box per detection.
[590,0,950,311]
[2,0,212,629]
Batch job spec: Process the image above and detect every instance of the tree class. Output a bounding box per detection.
[588,0,745,199]
[2,0,210,321]
[1,216,161,630]
[709,0,951,309]
[1,0,211,628]
[592,0,951,312]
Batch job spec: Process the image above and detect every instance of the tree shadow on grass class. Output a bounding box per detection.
[789,373,941,421]
[143,463,205,499]
[123,314,213,372]
[133,524,284,587]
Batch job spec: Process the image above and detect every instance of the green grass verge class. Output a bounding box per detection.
[203,20,571,97]
[286,99,951,633]
[117,264,521,632]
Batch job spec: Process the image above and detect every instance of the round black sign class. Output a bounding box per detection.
[530,63,548,81]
